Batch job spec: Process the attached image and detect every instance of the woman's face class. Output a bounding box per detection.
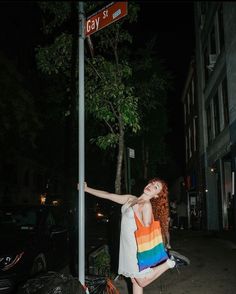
[143,181,163,198]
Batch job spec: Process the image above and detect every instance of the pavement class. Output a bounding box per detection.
[113,229,236,294]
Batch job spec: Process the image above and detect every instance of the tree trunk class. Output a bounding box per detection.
[115,117,124,194]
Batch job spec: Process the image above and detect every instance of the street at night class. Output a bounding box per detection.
[0,2,236,294]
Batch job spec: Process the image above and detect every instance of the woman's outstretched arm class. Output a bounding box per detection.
[84,183,135,205]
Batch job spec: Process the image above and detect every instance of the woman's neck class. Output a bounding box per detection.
[139,193,151,201]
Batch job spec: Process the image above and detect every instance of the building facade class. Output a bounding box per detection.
[182,59,205,229]
[192,2,236,231]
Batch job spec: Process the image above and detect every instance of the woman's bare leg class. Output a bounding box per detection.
[166,230,171,249]
[131,278,143,294]
[134,259,174,288]
[164,218,171,249]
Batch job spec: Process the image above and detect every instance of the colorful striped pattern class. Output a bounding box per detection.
[134,212,168,271]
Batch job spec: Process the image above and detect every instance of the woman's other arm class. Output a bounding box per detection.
[141,201,153,226]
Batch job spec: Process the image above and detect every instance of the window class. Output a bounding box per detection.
[207,24,217,73]
[204,6,225,84]
[184,103,187,124]
[188,127,192,158]
[200,2,208,15]
[188,87,192,112]
[204,47,209,82]
[190,123,194,155]
[187,93,190,115]
[191,79,195,106]
[222,77,229,126]
[206,105,212,144]
[210,26,217,55]
[217,4,225,52]
[185,135,188,162]
[199,2,208,30]
[193,117,197,151]
[213,92,220,136]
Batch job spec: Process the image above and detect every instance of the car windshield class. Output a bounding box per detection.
[0,207,39,230]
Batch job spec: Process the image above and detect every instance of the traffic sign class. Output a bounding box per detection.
[128,147,135,159]
[86,2,128,37]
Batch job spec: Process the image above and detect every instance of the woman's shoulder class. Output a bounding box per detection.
[127,195,138,203]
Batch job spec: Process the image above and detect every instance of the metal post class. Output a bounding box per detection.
[127,148,131,194]
[78,1,85,287]
[124,145,128,193]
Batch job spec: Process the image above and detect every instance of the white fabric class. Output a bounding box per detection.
[118,201,153,278]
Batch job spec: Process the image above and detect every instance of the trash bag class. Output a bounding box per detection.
[17,271,85,294]
[85,275,119,294]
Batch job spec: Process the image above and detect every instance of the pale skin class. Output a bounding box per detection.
[84,180,173,294]
[165,221,171,249]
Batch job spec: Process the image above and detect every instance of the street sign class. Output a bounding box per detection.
[86,2,128,37]
[128,147,135,159]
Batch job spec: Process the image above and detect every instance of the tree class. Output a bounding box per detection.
[35,2,173,194]
[84,2,141,194]
[85,56,140,194]
[36,2,140,194]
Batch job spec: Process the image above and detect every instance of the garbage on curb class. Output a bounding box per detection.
[17,271,119,294]
[85,275,119,294]
[17,271,84,294]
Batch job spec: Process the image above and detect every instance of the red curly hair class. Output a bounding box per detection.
[149,178,170,245]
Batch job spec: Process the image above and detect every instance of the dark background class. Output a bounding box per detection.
[0,1,195,180]
[136,1,195,175]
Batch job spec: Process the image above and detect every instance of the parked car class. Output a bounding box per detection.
[93,203,110,224]
[0,205,70,294]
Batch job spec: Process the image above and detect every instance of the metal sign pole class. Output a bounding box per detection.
[76,2,127,290]
[127,148,131,193]
[78,1,85,287]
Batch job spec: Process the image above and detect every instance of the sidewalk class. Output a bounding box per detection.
[205,229,236,245]
[114,229,236,293]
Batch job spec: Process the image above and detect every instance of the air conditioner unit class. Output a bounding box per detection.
[209,54,217,64]
[207,54,217,71]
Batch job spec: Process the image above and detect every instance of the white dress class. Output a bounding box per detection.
[118,201,153,278]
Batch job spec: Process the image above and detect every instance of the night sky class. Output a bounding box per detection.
[0,1,195,177]
[137,1,195,173]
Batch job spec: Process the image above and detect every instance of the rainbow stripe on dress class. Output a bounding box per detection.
[134,212,168,271]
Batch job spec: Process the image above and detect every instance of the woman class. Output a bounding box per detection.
[84,178,176,294]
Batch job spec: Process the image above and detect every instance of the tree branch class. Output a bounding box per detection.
[85,58,104,81]
[104,119,115,134]
[101,99,119,121]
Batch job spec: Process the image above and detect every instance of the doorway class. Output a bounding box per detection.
[221,155,234,230]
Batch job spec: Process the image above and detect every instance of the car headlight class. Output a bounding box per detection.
[97,212,104,217]
[0,252,24,271]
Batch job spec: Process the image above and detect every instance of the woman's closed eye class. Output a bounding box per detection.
[154,184,160,190]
